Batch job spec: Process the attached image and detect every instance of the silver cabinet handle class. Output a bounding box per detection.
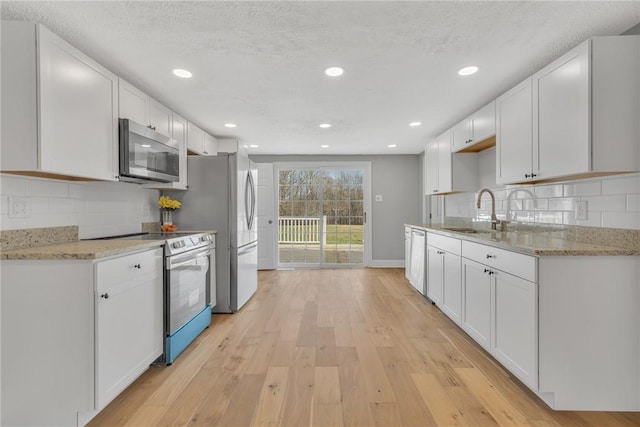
[101,293,109,299]
[134,263,141,269]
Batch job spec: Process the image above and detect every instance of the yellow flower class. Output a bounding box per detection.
[158,195,182,210]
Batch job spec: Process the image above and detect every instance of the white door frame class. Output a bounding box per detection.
[273,161,373,268]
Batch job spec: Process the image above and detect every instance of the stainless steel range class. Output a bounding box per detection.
[95,232,215,364]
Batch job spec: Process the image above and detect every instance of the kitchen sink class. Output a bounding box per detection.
[441,227,490,234]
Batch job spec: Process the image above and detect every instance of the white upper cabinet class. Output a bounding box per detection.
[118,78,172,138]
[498,35,640,185]
[187,121,218,156]
[496,77,533,184]
[452,101,496,153]
[1,22,118,181]
[424,130,478,195]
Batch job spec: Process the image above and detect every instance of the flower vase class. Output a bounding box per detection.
[161,209,173,226]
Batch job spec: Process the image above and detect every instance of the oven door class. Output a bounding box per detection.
[166,246,212,335]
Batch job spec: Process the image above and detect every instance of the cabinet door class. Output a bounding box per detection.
[95,249,163,410]
[496,77,533,184]
[203,133,218,156]
[470,101,496,144]
[442,251,462,325]
[462,258,492,351]
[492,270,538,389]
[409,230,426,295]
[451,118,471,152]
[149,98,172,138]
[424,140,439,195]
[118,78,149,125]
[426,246,444,305]
[533,41,590,180]
[437,130,452,193]
[187,121,205,154]
[172,113,188,189]
[38,26,118,181]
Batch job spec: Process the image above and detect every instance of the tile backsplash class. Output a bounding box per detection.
[444,172,640,230]
[1,174,160,239]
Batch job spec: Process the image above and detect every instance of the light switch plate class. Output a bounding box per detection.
[375,195,383,202]
[575,201,588,220]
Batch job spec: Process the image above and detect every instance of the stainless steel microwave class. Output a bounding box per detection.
[119,118,180,183]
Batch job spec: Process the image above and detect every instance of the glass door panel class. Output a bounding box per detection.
[278,166,365,267]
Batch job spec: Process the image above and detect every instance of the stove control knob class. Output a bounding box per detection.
[172,242,181,249]
[201,235,209,242]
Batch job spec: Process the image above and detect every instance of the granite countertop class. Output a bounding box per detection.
[0,229,218,260]
[406,223,640,256]
[1,239,165,260]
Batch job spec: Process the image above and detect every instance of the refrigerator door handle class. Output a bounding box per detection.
[247,170,256,231]
[245,170,252,230]
[238,241,258,256]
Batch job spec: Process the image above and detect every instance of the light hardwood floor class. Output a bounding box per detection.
[88,269,640,426]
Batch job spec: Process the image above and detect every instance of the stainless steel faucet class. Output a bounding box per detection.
[476,188,501,230]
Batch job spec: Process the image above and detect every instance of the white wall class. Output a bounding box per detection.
[0,174,160,238]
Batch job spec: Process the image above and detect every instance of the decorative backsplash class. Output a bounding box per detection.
[1,174,160,239]
[444,172,640,230]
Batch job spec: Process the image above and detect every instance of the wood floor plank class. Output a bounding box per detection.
[351,322,398,403]
[411,373,467,427]
[336,347,376,427]
[280,347,316,427]
[87,269,640,427]
[251,367,289,427]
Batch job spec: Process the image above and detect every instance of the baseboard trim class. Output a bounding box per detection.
[368,260,405,268]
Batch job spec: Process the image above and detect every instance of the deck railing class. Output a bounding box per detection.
[278,216,327,244]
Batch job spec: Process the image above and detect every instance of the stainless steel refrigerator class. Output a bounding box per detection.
[168,151,258,313]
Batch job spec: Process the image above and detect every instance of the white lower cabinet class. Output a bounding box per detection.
[461,245,538,389]
[491,269,538,390]
[426,233,462,325]
[1,247,164,426]
[95,249,164,410]
[461,258,493,351]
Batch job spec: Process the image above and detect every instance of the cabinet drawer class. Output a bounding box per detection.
[428,233,461,255]
[96,248,163,291]
[462,241,537,282]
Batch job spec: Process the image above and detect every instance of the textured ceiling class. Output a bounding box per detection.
[2,1,639,155]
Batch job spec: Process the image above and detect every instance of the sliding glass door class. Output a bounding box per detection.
[276,163,370,267]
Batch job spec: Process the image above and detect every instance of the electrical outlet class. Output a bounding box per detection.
[9,197,31,218]
[575,201,588,220]
[375,195,383,202]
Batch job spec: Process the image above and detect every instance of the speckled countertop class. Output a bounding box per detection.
[1,240,165,260]
[0,229,218,260]
[406,223,640,256]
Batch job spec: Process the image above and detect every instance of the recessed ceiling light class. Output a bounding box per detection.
[243,144,249,148]
[388,144,398,148]
[409,122,422,127]
[319,123,332,128]
[458,66,478,76]
[325,67,344,77]
[320,145,330,148]
[172,68,193,78]
[224,123,237,128]
[249,144,259,148]
[141,144,151,148]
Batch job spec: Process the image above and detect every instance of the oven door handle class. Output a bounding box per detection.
[166,247,214,270]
